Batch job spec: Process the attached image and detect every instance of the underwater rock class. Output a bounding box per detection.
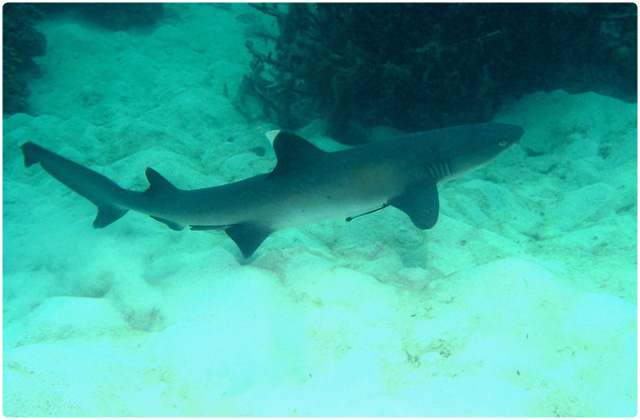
[3,4,46,115]
[545,182,618,234]
[17,297,128,345]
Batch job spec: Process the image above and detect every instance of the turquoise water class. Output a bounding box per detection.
[3,4,637,416]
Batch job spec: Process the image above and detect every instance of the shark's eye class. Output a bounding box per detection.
[498,140,508,147]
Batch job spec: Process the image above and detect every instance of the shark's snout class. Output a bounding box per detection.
[441,122,524,181]
[497,123,525,146]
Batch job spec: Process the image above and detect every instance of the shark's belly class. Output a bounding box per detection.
[152,161,412,231]
[254,165,408,231]
[265,191,386,231]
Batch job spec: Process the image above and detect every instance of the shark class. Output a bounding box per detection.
[20,122,523,258]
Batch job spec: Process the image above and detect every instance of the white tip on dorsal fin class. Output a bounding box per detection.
[265,130,281,145]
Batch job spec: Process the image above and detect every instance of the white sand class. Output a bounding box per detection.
[2,4,637,416]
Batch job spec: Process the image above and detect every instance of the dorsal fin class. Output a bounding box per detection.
[265,130,280,145]
[268,131,326,178]
[144,167,180,197]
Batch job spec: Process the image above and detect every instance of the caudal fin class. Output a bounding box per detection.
[20,142,46,167]
[20,142,129,228]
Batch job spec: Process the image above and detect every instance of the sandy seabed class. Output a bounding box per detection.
[3,4,637,417]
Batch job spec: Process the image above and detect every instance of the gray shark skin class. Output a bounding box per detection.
[20,122,524,258]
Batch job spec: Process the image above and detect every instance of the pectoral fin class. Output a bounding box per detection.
[389,179,439,229]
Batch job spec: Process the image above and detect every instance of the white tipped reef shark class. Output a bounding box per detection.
[20,122,523,258]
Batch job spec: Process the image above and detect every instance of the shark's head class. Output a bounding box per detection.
[439,122,523,182]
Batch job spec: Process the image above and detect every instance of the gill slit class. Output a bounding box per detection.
[424,160,451,181]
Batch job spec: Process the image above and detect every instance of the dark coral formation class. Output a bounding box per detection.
[34,3,164,31]
[240,4,637,144]
[2,3,164,117]
[3,3,46,115]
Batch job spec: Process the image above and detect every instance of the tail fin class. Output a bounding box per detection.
[20,142,129,228]
[21,142,43,167]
